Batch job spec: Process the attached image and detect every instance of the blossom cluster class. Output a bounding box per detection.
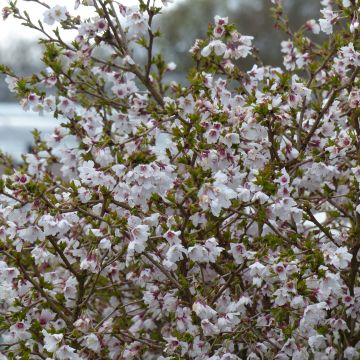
[0,0,359,359]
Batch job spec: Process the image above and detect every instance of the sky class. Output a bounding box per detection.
[0,0,179,44]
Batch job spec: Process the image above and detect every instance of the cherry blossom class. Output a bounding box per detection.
[201,40,227,57]
[43,5,67,26]
[0,0,359,358]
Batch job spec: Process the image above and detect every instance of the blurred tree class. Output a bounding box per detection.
[0,39,43,102]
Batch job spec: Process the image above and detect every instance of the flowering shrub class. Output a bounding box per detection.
[0,0,359,359]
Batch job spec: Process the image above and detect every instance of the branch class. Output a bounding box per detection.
[301,67,359,150]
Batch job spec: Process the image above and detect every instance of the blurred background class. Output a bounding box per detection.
[0,0,320,162]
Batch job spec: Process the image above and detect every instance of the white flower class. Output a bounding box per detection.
[305,19,320,34]
[84,333,101,353]
[198,171,237,216]
[188,244,208,263]
[165,244,187,264]
[58,97,76,117]
[201,40,227,57]
[240,123,267,141]
[224,34,253,59]
[31,246,55,265]
[222,132,240,147]
[9,322,31,341]
[42,329,63,353]
[273,263,287,281]
[152,130,176,159]
[319,9,338,35]
[164,230,181,245]
[0,283,16,302]
[302,302,328,327]
[167,62,177,70]
[5,75,17,92]
[252,191,269,204]
[201,319,220,336]
[329,247,352,269]
[99,238,112,250]
[350,17,359,33]
[229,243,246,264]
[204,238,223,263]
[205,127,221,144]
[125,10,148,34]
[217,312,240,331]
[249,262,267,286]
[275,168,290,187]
[43,5,67,26]
[164,336,188,356]
[344,347,359,360]
[214,15,228,27]
[18,225,45,243]
[130,224,150,253]
[192,301,217,320]
[349,89,360,108]
[292,349,310,360]
[188,238,223,263]
[93,147,113,167]
[308,334,326,351]
[80,254,98,272]
[78,187,92,203]
[55,345,81,360]
[237,187,251,202]
[213,25,225,38]
[291,295,305,309]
